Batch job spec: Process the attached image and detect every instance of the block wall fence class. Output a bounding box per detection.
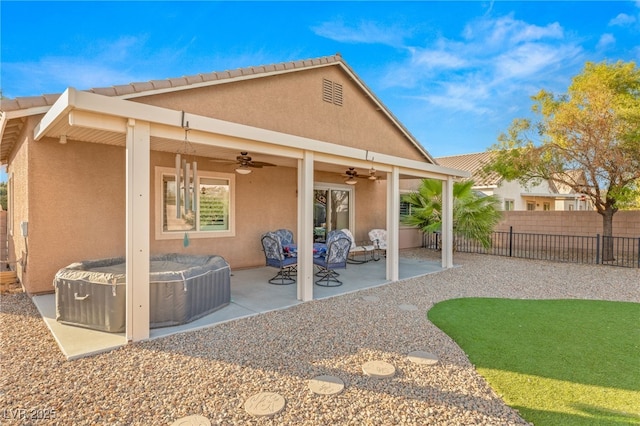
[495,211,640,238]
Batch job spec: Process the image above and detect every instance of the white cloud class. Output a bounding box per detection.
[597,33,616,50]
[382,13,582,118]
[463,14,564,49]
[608,13,636,27]
[409,46,469,70]
[311,19,408,47]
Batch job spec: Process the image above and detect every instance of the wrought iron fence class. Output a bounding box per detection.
[423,227,640,268]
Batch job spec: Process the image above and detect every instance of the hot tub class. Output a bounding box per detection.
[54,253,231,333]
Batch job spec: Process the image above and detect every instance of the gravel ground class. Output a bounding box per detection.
[1,251,638,425]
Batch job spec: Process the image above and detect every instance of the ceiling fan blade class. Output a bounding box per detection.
[248,161,275,167]
[209,157,235,164]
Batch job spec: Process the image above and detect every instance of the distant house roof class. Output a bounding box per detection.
[436,152,501,187]
[0,53,435,164]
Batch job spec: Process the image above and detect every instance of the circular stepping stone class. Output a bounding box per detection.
[170,415,211,426]
[362,295,380,302]
[244,392,286,417]
[407,351,439,366]
[398,304,418,311]
[362,360,396,378]
[308,375,345,395]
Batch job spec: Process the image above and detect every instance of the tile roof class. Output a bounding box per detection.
[0,54,344,112]
[436,151,502,187]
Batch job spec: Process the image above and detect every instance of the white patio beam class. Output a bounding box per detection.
[441,176,454,268]
[35,89,468,181]
[125,119,150,341]
[297,151,314,302]
[386,166,400,282]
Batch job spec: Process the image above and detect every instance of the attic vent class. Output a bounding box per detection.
[322,78,343,106]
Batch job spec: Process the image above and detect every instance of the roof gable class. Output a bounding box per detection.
[1,54,434,164]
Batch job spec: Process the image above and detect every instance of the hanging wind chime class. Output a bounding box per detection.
[175,111,197,247]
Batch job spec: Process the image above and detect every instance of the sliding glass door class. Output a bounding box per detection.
[314,185,353,242]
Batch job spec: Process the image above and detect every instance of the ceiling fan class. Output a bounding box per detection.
[210,151,276,174]
[342,167,379,184]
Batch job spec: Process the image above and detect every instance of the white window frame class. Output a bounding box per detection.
[154,166,235,240]
[314,182,355,234]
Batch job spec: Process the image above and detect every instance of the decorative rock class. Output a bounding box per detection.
[308,375,345,395]
[362,295,380,302]
[362,360,396,378]
[407,350,439,366]
[170,415,211,426]
[398,304,418,311]
[244,392,286,417]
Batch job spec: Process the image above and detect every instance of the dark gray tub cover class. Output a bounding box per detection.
[54,254,231,333]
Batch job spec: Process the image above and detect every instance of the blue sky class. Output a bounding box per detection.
[1,1,639,172]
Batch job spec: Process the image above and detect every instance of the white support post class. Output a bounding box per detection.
[297,151,314,302]
[441,176,454,268]
[386,166,400,282]
[125,119,150,342]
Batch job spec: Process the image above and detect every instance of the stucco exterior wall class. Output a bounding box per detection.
[6,117,31,288]
[496,210,640,238]
[24,128,126,294]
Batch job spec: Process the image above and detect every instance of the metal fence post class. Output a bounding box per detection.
[509,226,513,258]
[637,237,640,269]
[596,234,600,265]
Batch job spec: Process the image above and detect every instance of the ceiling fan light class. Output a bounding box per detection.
[235,165,252,175]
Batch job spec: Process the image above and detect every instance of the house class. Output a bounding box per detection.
[436,152,593,211]
[0,54,467,341]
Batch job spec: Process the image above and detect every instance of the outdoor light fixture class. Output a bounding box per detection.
[344,167,358,185]
[345,176,357,185]
[235,165,252,175]
[59,135,67,144]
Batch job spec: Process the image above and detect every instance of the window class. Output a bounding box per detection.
[543,202,550,211]
[400,199,412,217]
[155,167,235,239]
[504,199,514,211]
[526,202,535,211]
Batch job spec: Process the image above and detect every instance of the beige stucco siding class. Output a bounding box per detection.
[6,118,30,288]
[24,128,126,293]
[135,67,427,162]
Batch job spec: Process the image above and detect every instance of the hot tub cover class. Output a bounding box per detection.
[54,253,231,332]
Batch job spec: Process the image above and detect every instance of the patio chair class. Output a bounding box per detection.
[340,228,375,263]
[369,229,387,260]
[274,228,295,246]
[261,232,297,285]
[313,230,352,287]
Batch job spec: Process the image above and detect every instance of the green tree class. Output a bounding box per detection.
[487,60,640,259]
[401,179,502,249]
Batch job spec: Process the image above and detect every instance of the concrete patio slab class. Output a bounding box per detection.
[32,256,444,359]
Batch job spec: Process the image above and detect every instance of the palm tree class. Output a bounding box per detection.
[402,179,502,249]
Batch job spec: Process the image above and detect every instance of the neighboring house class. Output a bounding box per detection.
[0,54,466,341]
[436,152,593,211]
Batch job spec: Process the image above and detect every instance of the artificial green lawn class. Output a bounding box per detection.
[427,298,640,425]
